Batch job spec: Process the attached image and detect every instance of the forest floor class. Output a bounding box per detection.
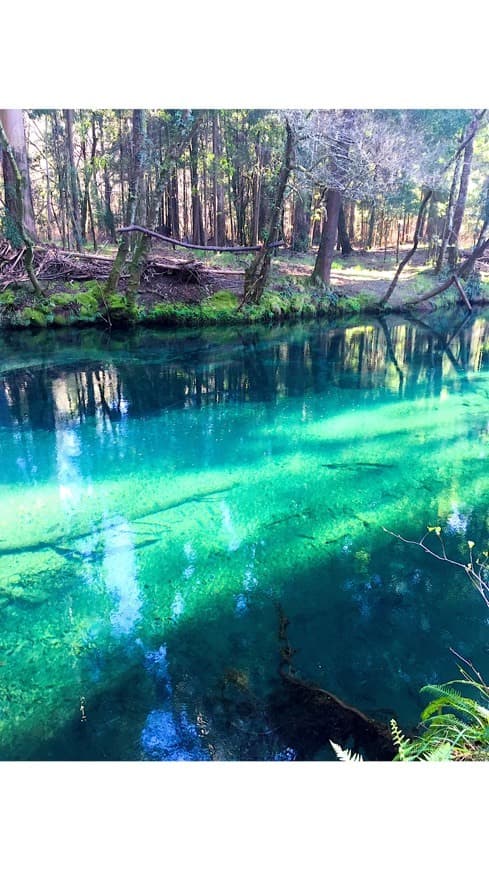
[1,239,488,329]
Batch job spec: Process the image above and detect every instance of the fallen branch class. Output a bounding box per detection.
[118,224,285,254]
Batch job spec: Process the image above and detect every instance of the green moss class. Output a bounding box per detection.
[204,290,238,312]
[49,292,74,308]
[19,307,48,327]
[0,290,16,307]
[74,289,101,320]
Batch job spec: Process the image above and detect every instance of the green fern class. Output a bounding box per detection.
[420,684,489,726]
[390,719,417,760]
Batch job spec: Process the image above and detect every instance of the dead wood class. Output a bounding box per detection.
[118,224,285,253]
[271,606,397,761]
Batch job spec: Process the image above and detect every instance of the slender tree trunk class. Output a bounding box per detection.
[348,200,355,240]
[435,149,463,273]
[448,132,476,267]
[63,109,83,250]
[106,109,146,295]
[212,111,226,246]
[242,120,294,304]
[189,122,205,245]
[98,113,116,243]
[367,201,376,248]
[168,168,180,238]
[0,109,37,241]
[44,113,53,242]
[117,110,126,225]
[291,188,311,253]
[380,189,432,305]
[310,189,342,285]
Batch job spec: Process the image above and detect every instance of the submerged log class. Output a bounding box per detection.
[271,606,397,761]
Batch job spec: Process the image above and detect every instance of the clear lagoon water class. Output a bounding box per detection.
[0,311,488,760]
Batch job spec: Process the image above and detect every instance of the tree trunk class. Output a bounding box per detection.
[0,109,37,242]
[435,149,463,273]
[98,113,116,243]
[291,188,311,253]
[212,112,226,246]
[367,201,376,248]
[242,120,294,305]
[63,109,83,251]
[0,117,43,295]
[189,122,205,246]
[337,203,353,256]
[44,113,53,242]
[448,132,476,267]
[168,168,180,239]
[348,200,355,240]
[310,189,342,286]
[106,109,147,296]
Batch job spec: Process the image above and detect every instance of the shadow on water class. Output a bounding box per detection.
[11,497,489,763]
[1,310,489,760]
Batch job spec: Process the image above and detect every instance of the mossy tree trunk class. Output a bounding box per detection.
[242,120,294,305]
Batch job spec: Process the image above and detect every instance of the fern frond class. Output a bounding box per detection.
[329,740,364,762]
[420,684,489,725]
[421,742,452,762]
[390,719,417,760]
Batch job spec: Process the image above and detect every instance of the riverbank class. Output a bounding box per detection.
[1,245,488,329]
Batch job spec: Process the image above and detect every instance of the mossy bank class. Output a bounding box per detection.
[0,281,381,330]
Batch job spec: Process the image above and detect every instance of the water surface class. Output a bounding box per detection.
[1,312,488,760]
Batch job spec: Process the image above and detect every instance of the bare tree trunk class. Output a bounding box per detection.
[448,131,476,267]
[106,109,147,295]
[0,109,37,241]
[212,111,226,246]
[435,149,463,273]
[310,189,342,285]
[98,113,116,243]
[189,121,205,246]
[168,168,180,238]
[44,113,53,242]
[242,120,294,304]
[348,200,355,240]
[366,201,376,248]
[337,203,353,256]
[0,117,43,295]
[291,188,311,253]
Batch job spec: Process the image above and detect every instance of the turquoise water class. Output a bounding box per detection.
[0,312,488,760]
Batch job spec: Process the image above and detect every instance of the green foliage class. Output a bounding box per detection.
[390,718,453,761]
